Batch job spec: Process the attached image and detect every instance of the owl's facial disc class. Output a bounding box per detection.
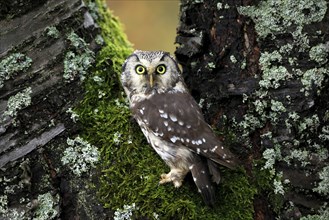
[134,63,167,89]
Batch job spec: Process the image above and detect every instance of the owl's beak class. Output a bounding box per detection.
[149,73,154,87]
[147,67,155,87]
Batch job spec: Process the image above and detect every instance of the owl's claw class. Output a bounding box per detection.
[159,173,171,184]
[159,171,183,188]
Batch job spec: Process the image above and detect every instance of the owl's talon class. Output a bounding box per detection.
[173,180,182,188]
[159,173,171,184]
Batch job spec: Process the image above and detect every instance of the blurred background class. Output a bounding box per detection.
[107,0,180,55]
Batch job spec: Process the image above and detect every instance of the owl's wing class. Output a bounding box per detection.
[131,92,237,169]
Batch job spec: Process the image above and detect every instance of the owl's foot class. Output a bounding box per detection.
[159,169,185,188]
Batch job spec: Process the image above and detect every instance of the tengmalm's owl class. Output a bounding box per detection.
[121,50,237,206]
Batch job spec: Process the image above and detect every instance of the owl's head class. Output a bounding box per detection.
[121,50,184,97]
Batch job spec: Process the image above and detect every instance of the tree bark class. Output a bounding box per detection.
[0,0,110,219]
[176,0,329,219]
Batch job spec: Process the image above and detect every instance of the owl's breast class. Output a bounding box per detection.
[136,118,192,167]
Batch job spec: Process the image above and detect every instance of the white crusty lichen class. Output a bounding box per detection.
[114,203,138,220]
[63,32,95,81]
[0,53,32,89]
[33,193,59,220]
[313,166,329,195]
[3,87,32,118]
[0,195,8,214]
[230,55,237,63]
[258,51,292,89]
[238,0,327,39]
[300,67,329,96]
[273,172,285,195]
[61,136,99,176]
[309,43,329,65]
[66,107,79,123]
[45,26,60,39]
[113,131,122,145]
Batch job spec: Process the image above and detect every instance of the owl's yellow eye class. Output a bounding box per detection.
[156,64,166,75]
[135,65,146,75]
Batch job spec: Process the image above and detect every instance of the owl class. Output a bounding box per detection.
[121,50,237,206]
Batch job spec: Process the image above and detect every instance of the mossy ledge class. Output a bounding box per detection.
[77,0,259,219]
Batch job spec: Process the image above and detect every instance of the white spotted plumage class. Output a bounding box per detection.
[121,50,238,206]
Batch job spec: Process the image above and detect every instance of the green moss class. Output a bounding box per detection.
[74,0,259,219]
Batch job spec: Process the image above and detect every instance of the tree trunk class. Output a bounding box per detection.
[176,0,329,219]
[0,0,111,219]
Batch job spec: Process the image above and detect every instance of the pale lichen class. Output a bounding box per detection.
[309,43,329,65]
[300,67,329,96]
[0,53,32,88]
[238,0,327,39]
[33,193,59,220]
[61,136,99,176]
[114,203,138,220]
[45,26,60,39]
[313,166,329,196]
[3,87,32,118]
[63,32,95,81]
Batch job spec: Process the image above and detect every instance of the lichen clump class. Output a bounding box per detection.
[33,193,59,220]
[0,53,32,88]
[63,32,95,81]
[237,0,329,217]
[61,136,99,176]
[3,87,32,118]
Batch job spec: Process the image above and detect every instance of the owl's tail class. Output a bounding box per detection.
[190,157,216,207]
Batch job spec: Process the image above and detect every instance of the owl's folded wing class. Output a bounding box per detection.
[131,92,237,169]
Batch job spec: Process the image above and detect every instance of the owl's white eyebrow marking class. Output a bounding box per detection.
[170,136,178,143]
[164,121,168,126]
[169,114,177,122]
[211,146,218,152]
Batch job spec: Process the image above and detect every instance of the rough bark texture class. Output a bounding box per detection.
[176,0,329,219]
[0,0,110,219]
